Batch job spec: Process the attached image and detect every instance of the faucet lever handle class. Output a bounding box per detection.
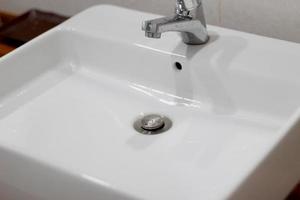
[176,0,201,11]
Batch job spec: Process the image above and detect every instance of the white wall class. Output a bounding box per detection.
[1,0,300,43]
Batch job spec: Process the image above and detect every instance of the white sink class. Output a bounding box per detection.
[1,5,300,200]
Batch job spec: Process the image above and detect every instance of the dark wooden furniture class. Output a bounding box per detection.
[0,9,68,56]
[0,43,15,56]
[0,11,16,56]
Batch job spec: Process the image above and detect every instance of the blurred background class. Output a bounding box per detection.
[1,0,300,43]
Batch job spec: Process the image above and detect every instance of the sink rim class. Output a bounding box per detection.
[0,5,300,200]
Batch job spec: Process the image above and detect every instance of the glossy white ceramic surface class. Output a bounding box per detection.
[0,5,300,200]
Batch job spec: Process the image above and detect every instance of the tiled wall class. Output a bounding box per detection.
[1,0,300,43]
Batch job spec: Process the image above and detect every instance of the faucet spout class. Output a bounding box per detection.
[142,16,208,45]
[142,0,209,45]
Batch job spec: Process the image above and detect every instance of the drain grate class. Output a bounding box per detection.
[133,114,172,135]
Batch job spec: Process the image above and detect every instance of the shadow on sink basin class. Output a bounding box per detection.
[171,32,248,115]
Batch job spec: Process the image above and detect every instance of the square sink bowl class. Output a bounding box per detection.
[1,5,300,200]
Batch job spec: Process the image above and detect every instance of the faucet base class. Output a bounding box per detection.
[182,32,209,45]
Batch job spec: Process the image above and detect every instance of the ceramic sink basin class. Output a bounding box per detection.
[1,5,300,200]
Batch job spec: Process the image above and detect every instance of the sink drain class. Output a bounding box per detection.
[134,114,172,135]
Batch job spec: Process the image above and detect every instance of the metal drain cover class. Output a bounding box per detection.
[141,114,165,131]
[134,114,172,135]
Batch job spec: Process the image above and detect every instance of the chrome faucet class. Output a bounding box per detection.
[142,0,209,45]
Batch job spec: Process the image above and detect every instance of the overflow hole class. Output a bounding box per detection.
[174,62,183,71]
